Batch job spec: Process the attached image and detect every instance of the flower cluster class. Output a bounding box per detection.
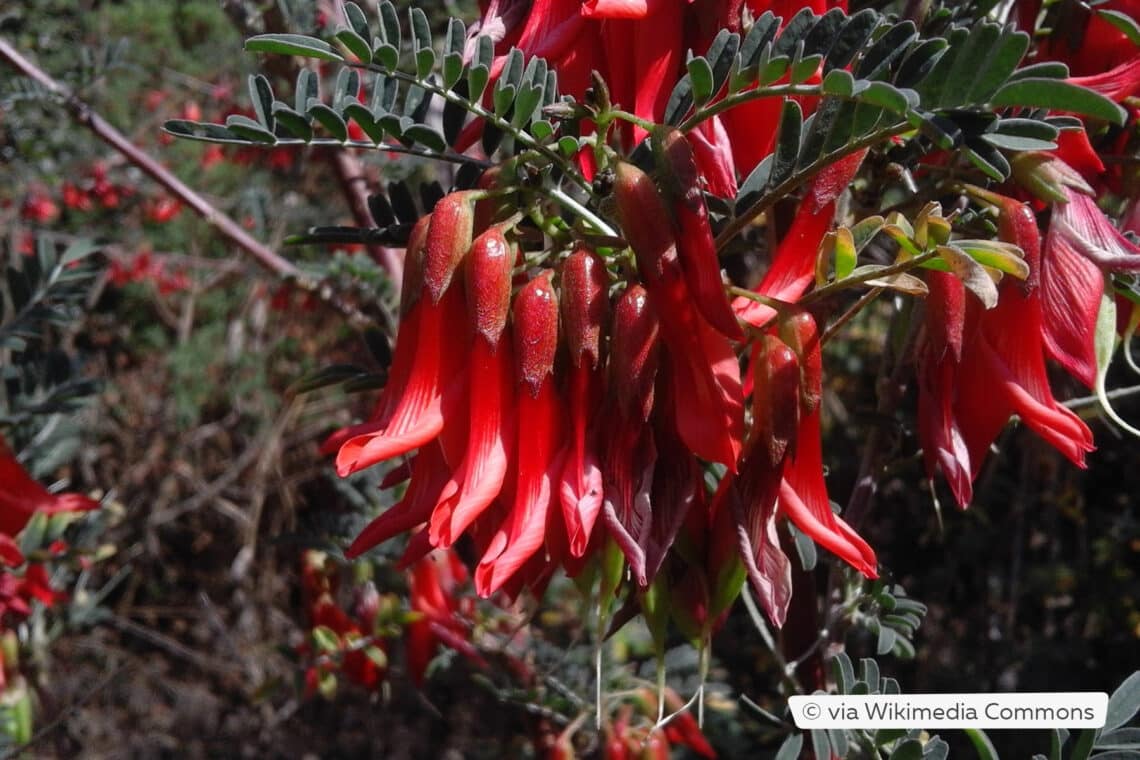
[318,0,1140,643]
[324,128,879,631]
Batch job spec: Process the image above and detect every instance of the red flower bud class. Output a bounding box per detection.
[424,191,477,303]
[465,227,515,345]
[610,285,660,419]
[655,129,743,340]
[750,335,801,467]
[513,271,560,398]
[560,246,610,369]
[995,197,1041,291]
[399,215,432,316]
[613,162,679,286]
[777,310,822,415]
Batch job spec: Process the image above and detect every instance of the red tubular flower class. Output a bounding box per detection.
[614,161,744,469]
[643,371,703,585]
[777,312,877,578]
[727,335,797,626]
[330,204,472,475]
[779,409,878,578]
[918,194,1094,507]
[735,150,868,329]
[558,247,608,557]
[344,442,453,559]
[428,226,516,547]
[688,116,738,198]
[602,285,661,585]
[656,128,744,341]
[916,271,973,505]
[1042,188,1140,388]
[476,272,565,596]
[0,435,99,537]
[590,0,685,146]
[1040,0,1140,76]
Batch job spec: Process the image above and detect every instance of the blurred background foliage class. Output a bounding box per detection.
[1,0,1138,757]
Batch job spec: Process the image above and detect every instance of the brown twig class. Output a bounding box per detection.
[0,37,300,280]
[0,37,378,330]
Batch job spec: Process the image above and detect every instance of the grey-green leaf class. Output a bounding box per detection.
[295,69,318,114]
[344,2,370,39]
[774,732,802,760]
[688,56,715,104]
[403,124,447,153]
[308,102,348,141]
[1104,671,1140,732]
[964,728,1000,760]
[272,103,312,141]
[1099,9,1140,46]
[335,28,372,64]
[245,34,342,62]
[991,79,1126,125]
[249,74,275,132]
[225,114,277,144]
[769,99,803,189]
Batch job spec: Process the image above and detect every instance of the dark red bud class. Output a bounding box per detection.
[656,129,744,340]
[465,227,514,344]
[653,127,702,211]
[613,162,680,284]
[513,271,560,398]
[424,191,477,303]
[996,197,1041,291]
[777,310,822,415]
[398,215,432,316]
[610,284,660,419]
[560,246,609,368]
[750,336,801,466]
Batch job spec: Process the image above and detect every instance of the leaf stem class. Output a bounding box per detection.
[801,250,937,305]
[346,61,592,192]
[820,287,885,345]
[678,84,824,133]
[167,133,490,167]
[714,123,910,251]
[546,186,618,237]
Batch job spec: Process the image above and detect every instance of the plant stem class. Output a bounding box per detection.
[714,123,911,251]
[741,586,803,695]
[0,38,299,281]
[801,250,938,306]
[678,84,824,133]
[347,61,592,193]
[728,285,790,311]
[547,186,618,237]
[821,287,885,345]
[610,109,659,132]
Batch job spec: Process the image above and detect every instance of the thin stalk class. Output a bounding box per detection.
[821,287,885,345]
[347,61,591,193]
[714,123,911,251]
[546,186,618,237]
[1064,383,1140,410]
[728,285,790,311]
[0,37,298,281]
[741,586,803,695]
[801,250,938,305]
[172,135,488,166]
[678,84,824,133]
[610,109,659,132]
